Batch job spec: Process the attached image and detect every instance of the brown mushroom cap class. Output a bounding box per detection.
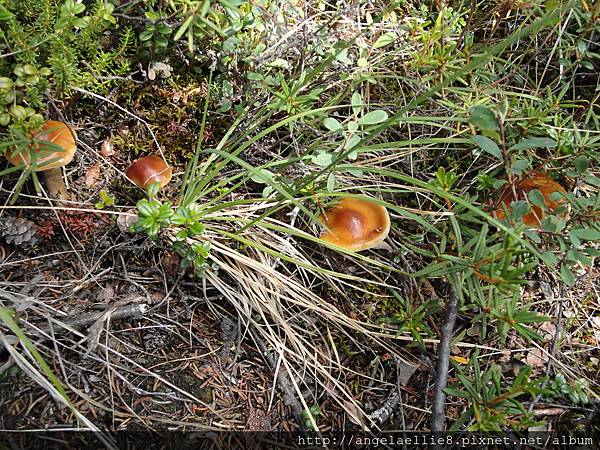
[494,171,568,227]
[5,120,77,171]
[125,155,172,189]
[319,197,390,252]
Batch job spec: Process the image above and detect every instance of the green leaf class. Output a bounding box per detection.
[136,199,153,217]
[524,229,541,243]
[326,173,335,192]
[250,169,274,184]
[73,17,88,28]
[223,36,240,52]
[510,159,529,175]
[527,189,546,210]
[570,228,600,242]
[514,323,543,342]
[158,23,172,35]
[218,100,232,113]
[146,182,161,198]
[345,134,361,150]
[0,9,13,21]
[513,309,549,323]
[560,264,575,286]
[323,117,343,133]
[567,249,592,267]
[345,166,363,177]
[312,153,333,166]
[351,92,362,116]
[269,58,290,69]
[189,222,206,236]
[472,135,502,160]
[139,29,154,41]
[574,155,589,174]
[469,105,499,131]
[174,15,194,41]
[157,204,174,220]
[373,32,397,49]
[192,242,210,257]
[334,47,352,65]
[246,72,263,81]
[222,80,234,97]
[444,387,469,398]
[510,137,557,151]
[358,110,388,125]
[457,373,481,401]
[0,77,13,89]
[510,201,530,221]
[180,257,192,269]
[155,35,168,47]
[584,174,600,187]
[540,251,558,266]
[170,213,187,225]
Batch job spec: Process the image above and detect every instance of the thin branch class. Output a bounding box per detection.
[431,285,459,433]
[0,205,134,216]
[40,303,148,336]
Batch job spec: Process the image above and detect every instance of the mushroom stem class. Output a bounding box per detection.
[43,168,68,200]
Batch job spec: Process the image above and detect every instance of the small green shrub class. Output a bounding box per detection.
[131,192,211,279]
[0,0,131,135]
[447,354,550,431]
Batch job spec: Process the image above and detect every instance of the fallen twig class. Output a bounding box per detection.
[41,303,148,336]
[249,327,306,431]
[369,357,417,425]
[369,391,401,426]
[431,285,459,433]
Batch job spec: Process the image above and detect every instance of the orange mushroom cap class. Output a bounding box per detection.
[494,170,568,227]
[5,120,77,171]
[125,155,172,189]
[319,197,390,252]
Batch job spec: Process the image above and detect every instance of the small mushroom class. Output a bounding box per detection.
[5,120,76,199]
[319,197,390,252]
[125,155,172,190]
[494,170,568,228]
